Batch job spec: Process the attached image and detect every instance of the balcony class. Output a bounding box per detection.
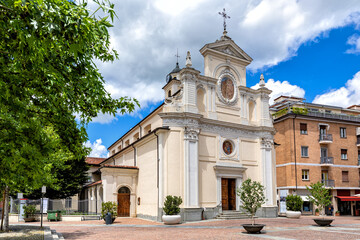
[320,157,334,165]
[319,134,333,144]
[321,179,335,187]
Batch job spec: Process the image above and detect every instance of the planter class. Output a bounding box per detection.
[335,212,340,216]
[242,224,265,234]
[24,217,35,222]
[162,215,181,225]
[313,218,334,226]
[315,211,319,216]
[286,211,301,219]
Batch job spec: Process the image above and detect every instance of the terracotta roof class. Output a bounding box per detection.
[86,157,106,165]
[85,180,102,187]
[102,164,139,170]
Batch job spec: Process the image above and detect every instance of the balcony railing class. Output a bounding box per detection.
[320,157,334,164]
[319,134,333,142]
[321,179,335,187]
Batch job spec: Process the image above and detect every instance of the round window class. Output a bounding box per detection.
[222,140,234,155]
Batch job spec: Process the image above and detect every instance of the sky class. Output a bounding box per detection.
[84,0,360,158]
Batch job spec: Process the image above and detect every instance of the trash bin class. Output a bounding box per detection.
[105,212,112,225]
[47,210,61,221]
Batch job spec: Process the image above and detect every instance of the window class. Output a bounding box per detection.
[65,198,72,208]
[111,150,115,155]
[125,139,130,146]
[300,123,307,134]
[301,146,308,157]
[168,90,172,98]
[325,110,332,113]
[342,171,349,182]
[340,127,347,138]
[302,170,309,180]
[341,149,348,160]
[144,124,151,134]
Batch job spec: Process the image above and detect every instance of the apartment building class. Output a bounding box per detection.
[271,96,360,216]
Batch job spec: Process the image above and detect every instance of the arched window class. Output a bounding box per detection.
[249,101,256,122]
[197,88,206,114]
[118,186,130,194]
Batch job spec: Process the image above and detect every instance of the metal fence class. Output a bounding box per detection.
[9,198,102,215]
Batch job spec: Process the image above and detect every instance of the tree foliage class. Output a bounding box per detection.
[237,179,266,225]
[285,194,303,212]
[163,195,182,215]
[306,182,332,217]
[0,0,138,230]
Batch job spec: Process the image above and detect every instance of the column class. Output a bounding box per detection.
[158,132,164,207]
[184,127,200,207]
[261,138,275,206]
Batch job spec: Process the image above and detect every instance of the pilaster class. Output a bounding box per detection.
[261,138,275,206]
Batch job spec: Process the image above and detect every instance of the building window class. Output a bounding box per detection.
[300,123,307,134]
[342,171,349,182]
[302,170,309,180]
[341,149,348,160]
[301,146,309,157]
[340,127,347,138]
[65,198,72,208]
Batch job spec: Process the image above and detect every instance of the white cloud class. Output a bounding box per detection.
[84,138,108,158]
[252,79,305,104]
[346,34,360,54]
[312,71,360,107]
[87,0,360,123]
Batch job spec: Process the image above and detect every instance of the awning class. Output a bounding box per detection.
[300,196,313,201]
[336,196,360,201]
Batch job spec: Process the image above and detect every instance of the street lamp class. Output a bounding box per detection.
[41,186,46,229]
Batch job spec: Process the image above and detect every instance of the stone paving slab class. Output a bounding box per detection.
[9,216,360,240]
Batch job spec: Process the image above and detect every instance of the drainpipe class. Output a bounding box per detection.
[293,115,298,193]
[132,145,137,166]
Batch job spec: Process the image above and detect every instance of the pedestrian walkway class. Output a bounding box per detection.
[5,216,360,239]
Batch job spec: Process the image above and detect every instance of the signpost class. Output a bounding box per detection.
[41,186,46,228]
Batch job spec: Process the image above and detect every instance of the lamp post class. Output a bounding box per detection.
[41,186,46,229]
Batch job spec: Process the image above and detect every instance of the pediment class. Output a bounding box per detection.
[200,39,253,63]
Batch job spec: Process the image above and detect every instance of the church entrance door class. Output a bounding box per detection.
[221,178,236,210]
[117,187,130,217]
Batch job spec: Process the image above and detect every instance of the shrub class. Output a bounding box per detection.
[237,178,266,225]
[101,201,117,219]
[163,195,182,215]
[286,195,303,211]
[23,205,36,218]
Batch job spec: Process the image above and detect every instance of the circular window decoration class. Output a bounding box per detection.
[221,77,234,100]
[222,140,234,155]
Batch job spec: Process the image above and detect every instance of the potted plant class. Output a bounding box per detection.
[285,194,303,218]
[23,205,36,222]
[162,195,182,225]
[306,182,334,226]
[101,201,117,224]
[315,208,319,216]
[237,179,266,234]
[335,211,340,216]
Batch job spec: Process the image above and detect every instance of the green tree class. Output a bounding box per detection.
[163,195,183,215]
[237,179,266,225]
[306,182,332,217]
[0,0,138,231]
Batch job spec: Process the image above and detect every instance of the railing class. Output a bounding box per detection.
[319,134,333,142]
[321,179,335,187]
[320,157,334,164]
[307,111,360,123]
[358,157,360,166]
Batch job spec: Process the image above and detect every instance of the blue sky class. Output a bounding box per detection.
[84,0,360,157]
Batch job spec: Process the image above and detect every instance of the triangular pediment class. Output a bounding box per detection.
[200,38,253,64]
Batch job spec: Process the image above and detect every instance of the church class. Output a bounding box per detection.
[83,29,277,221]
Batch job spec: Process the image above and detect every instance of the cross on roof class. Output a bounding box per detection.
[218,8,230,32]
[175,49,180,64]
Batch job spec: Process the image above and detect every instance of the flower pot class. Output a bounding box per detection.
[315,211,319,216]
[313,218,334,226]
[335,212,340,216]
[162,215,181,225]
[286,211,301,219]
[24,217,35,222]
[242,224,265,234]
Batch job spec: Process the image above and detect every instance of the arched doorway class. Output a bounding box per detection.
[117,187,130,217]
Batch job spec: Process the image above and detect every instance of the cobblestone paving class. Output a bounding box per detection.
[0,225,44,240]
[11,216,360,240]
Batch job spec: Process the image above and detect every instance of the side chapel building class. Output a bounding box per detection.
[83,31,277,221]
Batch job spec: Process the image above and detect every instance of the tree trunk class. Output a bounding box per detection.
[1,189,5,231]
[3,186,9,232]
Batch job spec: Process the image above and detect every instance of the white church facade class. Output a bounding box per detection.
[83,31,277,221]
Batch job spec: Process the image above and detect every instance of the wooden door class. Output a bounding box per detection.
[221,179,229,210]
[228,179,236,210]
[117,193,130,217]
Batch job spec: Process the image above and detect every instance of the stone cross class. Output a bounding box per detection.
[175,49,180,64]
[218,8,230,32]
